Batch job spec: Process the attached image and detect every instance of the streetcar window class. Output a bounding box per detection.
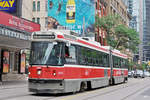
[65,45,77,64]
[65,46,69,57]
[78,47,86,65]
[103,54,109,67]
[30,42,64,66]
[87,49,92,65]
[98,52,103,67]
[92,50,97,66]
[77,46,109,67]
[118,58,121,68]
[113,56,119,68]
[121,59,125,68]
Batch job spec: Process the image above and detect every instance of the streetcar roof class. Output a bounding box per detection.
[31,30,128,59]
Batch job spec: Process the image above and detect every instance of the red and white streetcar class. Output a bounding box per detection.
[28,30,128,94]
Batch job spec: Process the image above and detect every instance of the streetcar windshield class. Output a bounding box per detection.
[30,42,63,66]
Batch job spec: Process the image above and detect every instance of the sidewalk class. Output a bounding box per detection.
[1,80,28,86]
[0,80,28,89]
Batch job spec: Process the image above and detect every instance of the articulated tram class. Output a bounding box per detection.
[28,30,128,94]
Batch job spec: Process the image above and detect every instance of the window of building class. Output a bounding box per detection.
[45,17,48,27]
[37,18,40,24]
[117,2,119,8]
[32,18,35,22]
[45,0,48,11]
[33,1,36,11]
[37,1,40,11]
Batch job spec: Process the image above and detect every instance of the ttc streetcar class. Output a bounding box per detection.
[28,30,128,94]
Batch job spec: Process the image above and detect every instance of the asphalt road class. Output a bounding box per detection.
[0,78,150,100]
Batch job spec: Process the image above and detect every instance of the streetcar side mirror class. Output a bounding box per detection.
[66,42,71,47]
[53,42,58,45]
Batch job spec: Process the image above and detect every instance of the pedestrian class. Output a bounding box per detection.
[0,67,2,85]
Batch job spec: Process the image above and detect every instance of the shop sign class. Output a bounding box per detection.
[0,11,40,32]
[0,28,30,40]
[0,0,16,13]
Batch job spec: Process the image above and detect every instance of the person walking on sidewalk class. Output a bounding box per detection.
[0,67,2,85]
[0,68,2,82]
[0,61,2,83]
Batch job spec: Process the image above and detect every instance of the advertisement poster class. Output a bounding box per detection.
[48,0,95,34]
[0,0,16,13]
[3,51,9,73]
[20,53,26,73]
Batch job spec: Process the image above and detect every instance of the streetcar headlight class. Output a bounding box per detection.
[53,70,56,76]
[37,70,41,75]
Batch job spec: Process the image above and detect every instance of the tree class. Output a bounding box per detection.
[95,15,120,46]
[95,15,140,53]
[114,25,140,53]
[128,60,136,70]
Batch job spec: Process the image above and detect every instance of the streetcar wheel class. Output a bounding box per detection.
[123,77,128,83]
[80,82,87,92]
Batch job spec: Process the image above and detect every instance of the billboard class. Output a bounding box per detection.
[48,0,95,34]
[0,11,40,33]
[20,53,26,73]
[0,0,16,13]
[3,51,9,73]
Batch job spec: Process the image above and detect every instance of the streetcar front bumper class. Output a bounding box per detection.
[28,79,65,94]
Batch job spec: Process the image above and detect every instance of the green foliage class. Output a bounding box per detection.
[114,25,140,53]
[95,15,140,53]
[128,60,136,70]
[95,15,120,33]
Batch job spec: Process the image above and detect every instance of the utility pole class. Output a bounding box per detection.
[82,16,85,37]
[97,0,100,43]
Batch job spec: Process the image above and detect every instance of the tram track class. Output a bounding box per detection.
[120,83,150,100]
[58,78,148,100]
[32,79,148,100]
[0,78,149,100]
[81,79,150,100]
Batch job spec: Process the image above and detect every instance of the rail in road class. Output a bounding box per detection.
[0,78,150,100]
[59,78,150,100]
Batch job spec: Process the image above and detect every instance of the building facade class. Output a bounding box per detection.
[95,0,130,46]
[0,11,40,81]
[20,0,47,31]
[21,0,130,48]
[142,0,150,61]
[106,0,130,26]
[128,0,138,30]
[31,0,48,31]
[95,0,107,46]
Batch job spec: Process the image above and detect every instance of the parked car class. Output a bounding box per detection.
[144,71,150,77]
[128,70,134,77]
[134,70,145,78]
[128,71,132,77]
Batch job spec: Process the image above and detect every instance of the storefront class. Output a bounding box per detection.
[0,11,40,81]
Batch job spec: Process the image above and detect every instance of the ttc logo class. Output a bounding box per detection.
[0,0,16,13]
